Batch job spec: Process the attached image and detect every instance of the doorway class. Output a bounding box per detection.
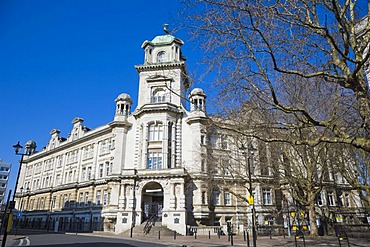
[141,182,163,222]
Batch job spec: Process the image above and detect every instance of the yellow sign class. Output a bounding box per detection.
[300,211,305,217]
[247,196,254,205]
[290,212,296,217]
[292,225,297,231]
[264,220,268,225]
[336,217,343,223]
[6,213,13,232]
[302,225,308,231]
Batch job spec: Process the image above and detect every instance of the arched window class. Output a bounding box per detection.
[157,51,166,63]
[152,88,166,103]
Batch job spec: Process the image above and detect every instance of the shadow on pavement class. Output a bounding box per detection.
[30,244,138,247]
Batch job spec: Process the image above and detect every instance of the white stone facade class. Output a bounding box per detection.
[15,33,365,236]
[0,159,11,204]
[16,34,208,236]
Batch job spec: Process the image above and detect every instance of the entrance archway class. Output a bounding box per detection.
[141,182,163,223]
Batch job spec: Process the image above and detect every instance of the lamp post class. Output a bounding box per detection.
[2,141,36,247]
[240,143,257,247]
[130,168,138,238]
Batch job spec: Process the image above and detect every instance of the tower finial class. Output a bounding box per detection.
[163,23,170,34]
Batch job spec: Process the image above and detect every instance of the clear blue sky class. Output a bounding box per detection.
[0,0,205,199]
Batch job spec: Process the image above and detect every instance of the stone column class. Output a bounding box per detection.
[169,183,176,209]
[162,122,169,169]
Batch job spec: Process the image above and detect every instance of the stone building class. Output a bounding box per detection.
[0,159,11,204]
[15,32,366,236]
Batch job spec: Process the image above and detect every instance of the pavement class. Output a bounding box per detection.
[73,232,370,247]
[2,231,370,246]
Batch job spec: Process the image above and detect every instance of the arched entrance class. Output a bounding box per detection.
[141,182,163,223]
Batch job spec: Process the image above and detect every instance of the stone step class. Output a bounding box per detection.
[119,221,178,237]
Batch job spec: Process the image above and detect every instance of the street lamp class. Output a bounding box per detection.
[12,141,36,203]
[240,143,257,247]
[130,168,138,238]
[2,141,36,247]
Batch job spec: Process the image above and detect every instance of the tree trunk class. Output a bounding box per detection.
[308,192,318,237]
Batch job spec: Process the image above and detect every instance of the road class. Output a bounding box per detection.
[8,230,172,247]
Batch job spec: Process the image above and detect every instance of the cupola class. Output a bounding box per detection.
[189,88,206,111]
[115,93,132,121]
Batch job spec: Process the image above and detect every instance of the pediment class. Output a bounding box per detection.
[146,74,173,82]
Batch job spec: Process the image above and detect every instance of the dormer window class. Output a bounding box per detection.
[157,51,167,63]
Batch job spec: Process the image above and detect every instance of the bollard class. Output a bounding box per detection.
[295,230,306,247]
[209,231,211,239]
[283,228,285,238]
[337,231,350,247]
[158,230,161,240]
[247,231,250,247]
[174,231,176,239]
[243,230,246,241]
[230,232,234,246]
[195,231,197,239]
[218,229,221,239]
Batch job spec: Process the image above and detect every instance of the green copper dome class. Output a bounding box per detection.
[141,34,184,48]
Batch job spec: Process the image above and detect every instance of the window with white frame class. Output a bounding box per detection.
[213,191,221,205]
[210,135,218,148]
[343,193,350,207]
[222,158,231,175]
[63,194,68,207]
[262,188,273,205]
[147,152,163,169]
[57,156,63,168]
[79,193,83,206]
[52,196,56,208]
[56,174,61,185]
[83,145,94,160]
[81,168,86,181]
[85,192,89,205]
[149,123,163,141]
[99,163,104,178]
[157,51,166,63]
[327,192,335,206]
[96,190,101,205]
[87,167,92,180]
[152,88,166,103]
[40,198,44,210]
[106,162,111,176]
[316,192,323,206]
[220,135,228,149]
[201,191,206,204]
[103,190,110,205]
[224,191,231,205]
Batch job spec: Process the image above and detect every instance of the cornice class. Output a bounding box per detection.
[135,62,185,73]
[133,103,184,118]
[185,115,209,125]
[108,120,132,129]
[24,120,132,163]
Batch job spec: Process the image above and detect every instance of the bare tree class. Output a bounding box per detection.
[183,0,370,151]
[330,145,370,211]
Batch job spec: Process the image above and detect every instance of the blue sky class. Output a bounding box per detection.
[0,0,206,198]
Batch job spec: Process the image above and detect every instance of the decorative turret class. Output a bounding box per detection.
[141,34,185,65]
[189,88,206,111]
[114,93,132,121]
[24,140,37,155]
[135,31,189,111]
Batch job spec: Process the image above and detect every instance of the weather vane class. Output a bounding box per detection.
[163,23,171,34]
